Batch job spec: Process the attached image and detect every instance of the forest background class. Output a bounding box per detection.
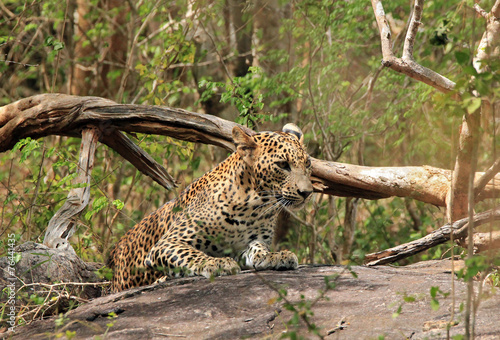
[0,0,499,275]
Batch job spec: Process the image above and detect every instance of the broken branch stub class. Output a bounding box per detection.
[44,128,99,248]
[99,129,177,190]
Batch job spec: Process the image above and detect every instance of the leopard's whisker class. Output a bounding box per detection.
[256,201,282,219]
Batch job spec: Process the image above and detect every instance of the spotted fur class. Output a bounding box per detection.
[108,124,313,291]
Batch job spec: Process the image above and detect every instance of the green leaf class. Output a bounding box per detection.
[430,286,439,298]
[65,330,76,339]
[455,51,469,65]
[53,41,64,51]
[392,304,402,318]
[403,295,416,303]
[430,298,440,311]
[85,196,109,220]
[44,36,55,46]
[112,199,124,210]
[466,97,481,114]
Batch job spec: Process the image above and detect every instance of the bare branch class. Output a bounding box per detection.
[473,0,500,73]
[371,0,396,60]
[474,4,489,19]
[371,0,456,93]
[474,157,500,197]
[402,0,423,61]
[100,129,177,190]
[492,0,500,18]
[117,0,161,102]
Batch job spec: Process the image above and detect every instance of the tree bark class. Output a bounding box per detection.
[458,230,500,253]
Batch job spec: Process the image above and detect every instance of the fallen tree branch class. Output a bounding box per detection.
[1,94,499,207]
[311,159,499,206]
[458,231,500,253]
[100,128,176,190]
[365,207,500,266]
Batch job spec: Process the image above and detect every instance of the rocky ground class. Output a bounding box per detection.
[5,259,500,340]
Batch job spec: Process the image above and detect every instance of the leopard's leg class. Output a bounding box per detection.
[242,240,298,271]
[144,235,241,280]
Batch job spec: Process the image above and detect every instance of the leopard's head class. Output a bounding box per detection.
[232,124,313,209]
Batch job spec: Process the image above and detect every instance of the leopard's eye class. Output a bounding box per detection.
[305,158,312,169]
[276,161,291,171]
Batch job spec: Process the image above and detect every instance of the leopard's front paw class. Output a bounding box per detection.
[198,257,241,278]
[273,250,298,270]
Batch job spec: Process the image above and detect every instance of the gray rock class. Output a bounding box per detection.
[5,260,500,339]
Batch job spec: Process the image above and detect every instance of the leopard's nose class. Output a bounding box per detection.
[298,189,312,199]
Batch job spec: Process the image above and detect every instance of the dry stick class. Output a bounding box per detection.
[26,147,46,240]
[51,0,70,93]
[365,207,500,266]
[465,111,480,340]
[468,3,500,336]
[19,281,110,290]
[105,170,138,248]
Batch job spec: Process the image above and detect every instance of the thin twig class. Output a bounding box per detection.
[252,270,327,340]
[474,4,488,18]
[18,281,110,292]
[199,21,233,82]
[51,0,70,92]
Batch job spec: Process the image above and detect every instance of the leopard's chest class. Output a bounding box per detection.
[189,209,277,257]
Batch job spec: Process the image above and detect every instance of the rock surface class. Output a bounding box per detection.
[0,242,104,301]
[7,261,500,339]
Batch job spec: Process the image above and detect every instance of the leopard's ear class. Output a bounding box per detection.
[232,126,258,166]
[282,123,304,144]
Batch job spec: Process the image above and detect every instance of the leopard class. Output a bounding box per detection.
[108,123,313,292]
